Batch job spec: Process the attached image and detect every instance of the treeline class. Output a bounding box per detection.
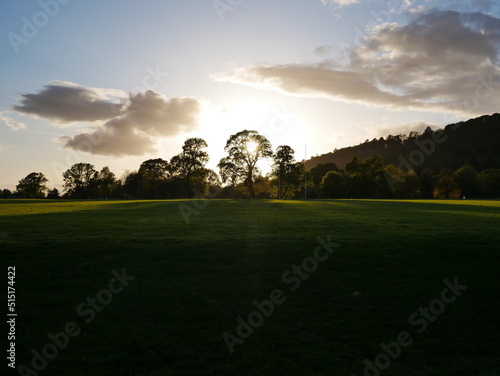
[308,156,500,199]
[2,131,306,200]
[306,113,500,173]
[3,123,500,200]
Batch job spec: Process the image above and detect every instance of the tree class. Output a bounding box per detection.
[454,165,481,197]
[138,159,170,198]
[16,172,48,198]
[310,163,339,186]
[122,171,142,198]
[1,189,12,198]
[433,171,461,199]
[479,169,500,197]
[218,157,244,188]
[383,165,420,198]
[47,188,60,199]
[221,130,273,199]
[63,163,98,198]
[419,169,436,199]
[321,170,345,198]
[272,145,304,199]
[95,166,119,198]
[344,155,385,198]
[170,138,209,197]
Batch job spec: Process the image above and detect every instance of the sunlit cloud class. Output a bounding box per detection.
[213,10,500,116]
[0,112,26,131]
[60,90,202,156]
[320,0,359,7]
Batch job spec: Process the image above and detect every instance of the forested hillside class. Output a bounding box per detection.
[305,113,500,172]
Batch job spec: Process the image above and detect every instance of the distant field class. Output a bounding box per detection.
[2,199,500,376]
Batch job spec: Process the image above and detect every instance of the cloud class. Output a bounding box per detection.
[320,0,359,7]
[314,45,335,57]
[0,112,26,131]
[374,121,438,138]
[427,0,500,13]
[213,10,500,116]
[14,81,125,125]
[60,90,202,156]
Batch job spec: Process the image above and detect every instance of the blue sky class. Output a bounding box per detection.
[1,0,500,190]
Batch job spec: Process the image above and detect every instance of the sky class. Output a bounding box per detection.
[2,0,500,191]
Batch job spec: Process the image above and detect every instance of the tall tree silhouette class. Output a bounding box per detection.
[272,145,304,199]
[138,159,170,198]
[63,163,97,198]
[221,130,273,199]
[170,138,209,197]
[16,172,48,198]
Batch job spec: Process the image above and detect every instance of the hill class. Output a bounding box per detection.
[305,113,500,172]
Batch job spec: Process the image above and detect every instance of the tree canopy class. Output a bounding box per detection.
[219,130,273,198]
[16,172,48,198]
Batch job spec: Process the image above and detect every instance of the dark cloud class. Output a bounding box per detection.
[14,82,124,124]
[61,90,201,156]
[213,10,500,115]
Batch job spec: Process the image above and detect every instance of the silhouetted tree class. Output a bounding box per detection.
[479,169,500,197]
[221,130,273,199]
[47,188,60,199]
[218,157,244,188]
[170,138,209,197]
[383,165,420,198]
[63,163,98,198]
[2,189,12,198]
[122,171,142,198]
[272,145,304,199]
[95,166,119,198]
[434,170,461,199]
[16,172,48,198]
[419,169,436,199]
[321,170,345,198]
[310,163,339,186]
[138,159,170,198]
[454,165,481,197]
[344,155,385,198]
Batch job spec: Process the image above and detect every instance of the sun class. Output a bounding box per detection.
[246,140,258,153]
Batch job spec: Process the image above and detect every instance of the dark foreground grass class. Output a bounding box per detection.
[2,199,500,376]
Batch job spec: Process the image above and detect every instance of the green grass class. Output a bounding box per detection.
[2,199,500,375]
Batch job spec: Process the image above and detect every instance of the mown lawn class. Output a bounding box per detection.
[2,199,500,376]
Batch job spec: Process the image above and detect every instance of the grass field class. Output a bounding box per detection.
[2,199,500,376]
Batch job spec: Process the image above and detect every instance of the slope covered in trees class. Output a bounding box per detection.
[305,113,500,173]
